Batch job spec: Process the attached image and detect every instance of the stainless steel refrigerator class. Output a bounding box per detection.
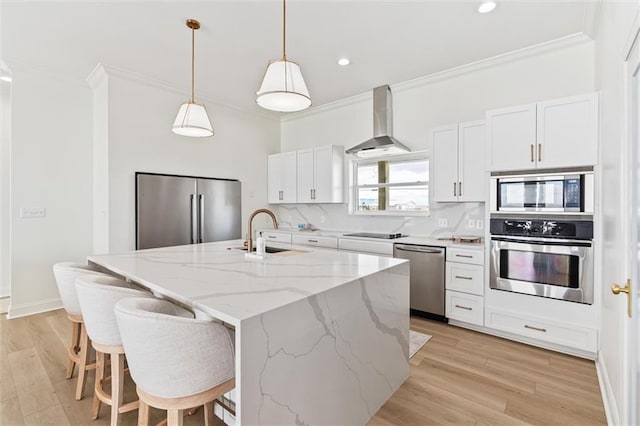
[135,172,241,250]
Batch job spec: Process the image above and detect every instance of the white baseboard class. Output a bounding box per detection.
[7,297,63,319]
[596,352,619,426]
[0,296,9,314]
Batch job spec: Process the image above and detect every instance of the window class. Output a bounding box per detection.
[352,154,429,214]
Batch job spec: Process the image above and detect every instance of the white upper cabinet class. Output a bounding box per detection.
[536,93,599,169]
[297,145,344,204]
[487,103,537,172]
[267,151,297,204]
[487,93,598,172]
[432,120,485,202]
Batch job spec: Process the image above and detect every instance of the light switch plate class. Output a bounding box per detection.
[20,207,46,218]
[468,219,475,229]
[476,219,484,229]
[438,218,448,227]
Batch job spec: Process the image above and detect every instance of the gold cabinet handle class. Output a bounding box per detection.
[455,304,472,311]
[524,324,547,333]
[538,143,542,162]
[530,144,534,162]
[611,279,632,318]
[455,275,473,280]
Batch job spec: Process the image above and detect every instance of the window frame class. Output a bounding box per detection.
[349,151,430,216]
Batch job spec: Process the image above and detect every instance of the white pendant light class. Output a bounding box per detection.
[172,19,214,138]
[256,0,311,112]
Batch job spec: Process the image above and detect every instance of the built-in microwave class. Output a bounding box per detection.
[490,171,594,214]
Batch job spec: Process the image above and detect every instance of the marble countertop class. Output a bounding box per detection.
[260,228,485,250]
[88,240,406,326]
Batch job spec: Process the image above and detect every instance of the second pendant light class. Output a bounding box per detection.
[256,0,311,112]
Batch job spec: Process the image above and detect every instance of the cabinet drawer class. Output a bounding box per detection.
[485,307,597,353]
[338,238,393,256]
[446,291,484,326]
[446,247,484,265]
[262,232,292,244]
[292,234,338,249]
[446,262,483,295]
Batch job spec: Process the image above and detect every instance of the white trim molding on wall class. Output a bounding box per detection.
[7,297,62,319]
[596,352,619,426]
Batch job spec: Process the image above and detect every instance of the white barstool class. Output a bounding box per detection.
[114,297,235,426]
[75,274,152,426]
[53,261,109,400]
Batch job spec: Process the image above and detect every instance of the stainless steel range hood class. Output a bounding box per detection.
[346,85,410,158]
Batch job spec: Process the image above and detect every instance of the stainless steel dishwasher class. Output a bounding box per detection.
[393,243,446,321]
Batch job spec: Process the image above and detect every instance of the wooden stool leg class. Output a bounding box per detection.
[75,323,90,400]
[92,351,105,420]
[167,409,183,426]
[137,399,149,426]
[110,353,125,426]
[66,321,81,379]
[204,402,214,426]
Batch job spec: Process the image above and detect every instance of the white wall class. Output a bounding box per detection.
[8,68,94,317]
[1,75,11,309]
[93,67,281,253]
[279,38,595,237]
[594,2,639,425]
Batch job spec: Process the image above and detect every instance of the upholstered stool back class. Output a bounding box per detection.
[53,262,107,316]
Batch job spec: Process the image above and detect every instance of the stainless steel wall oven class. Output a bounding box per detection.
[489,218,594,304]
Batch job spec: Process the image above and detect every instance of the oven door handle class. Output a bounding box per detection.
[490,236,592,248]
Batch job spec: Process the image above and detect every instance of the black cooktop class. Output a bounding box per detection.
[343,232,406,239]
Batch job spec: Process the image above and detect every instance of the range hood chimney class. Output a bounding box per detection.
[346,85,410,158]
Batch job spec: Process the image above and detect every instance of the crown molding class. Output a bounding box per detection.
[282,32,594,123]
[89,63,280,122]
[583,0,603,40]
[86,62,109,89]
[3,58,92,89]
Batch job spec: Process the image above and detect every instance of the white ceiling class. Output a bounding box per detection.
[1,1,598,114]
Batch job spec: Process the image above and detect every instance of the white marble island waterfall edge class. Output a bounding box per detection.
[87,240,410,425]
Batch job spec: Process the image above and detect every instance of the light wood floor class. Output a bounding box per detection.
[1,310,606,426]
[370,317,607,426]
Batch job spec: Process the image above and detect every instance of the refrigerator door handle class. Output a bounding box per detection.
[190,194,198,244]
[198,194,204,243]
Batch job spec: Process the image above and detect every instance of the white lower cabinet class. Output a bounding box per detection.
[445,246,485,326]
[485,307,597,353]
[292,234,338,249]
[337,238,393,256]
[446,291,483,325]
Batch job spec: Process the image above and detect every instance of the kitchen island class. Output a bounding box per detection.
[88,240,410,425]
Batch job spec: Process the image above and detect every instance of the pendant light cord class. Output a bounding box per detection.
[191,24,195,103]
[282,0,287,61]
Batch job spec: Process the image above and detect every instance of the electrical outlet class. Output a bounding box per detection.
[467,219,475,229]
[20,207,46,218]
[438,218,448,227]
[476,219,484,230]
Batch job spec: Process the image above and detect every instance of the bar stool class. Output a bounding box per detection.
[114,297,235,426]
[75,274,152,426]
[53,262,109,400]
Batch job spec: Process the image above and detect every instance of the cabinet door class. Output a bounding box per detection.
[536,93,598,169]
[267,154,283,204]
[313,146,333,203]
[487,103,537,172]
[458,121,486,202]
[431,125,459,202]
[297,148,315,203]
[281,151,297,203]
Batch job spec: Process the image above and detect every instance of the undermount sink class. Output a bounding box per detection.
[229,246,291,254]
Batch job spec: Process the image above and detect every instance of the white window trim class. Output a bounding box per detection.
[348,151,430,216]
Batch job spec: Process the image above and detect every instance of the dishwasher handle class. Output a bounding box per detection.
[394,245,444,254]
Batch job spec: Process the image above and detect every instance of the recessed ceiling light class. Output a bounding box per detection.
[337,58,351,66]
[478,1,497,13]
